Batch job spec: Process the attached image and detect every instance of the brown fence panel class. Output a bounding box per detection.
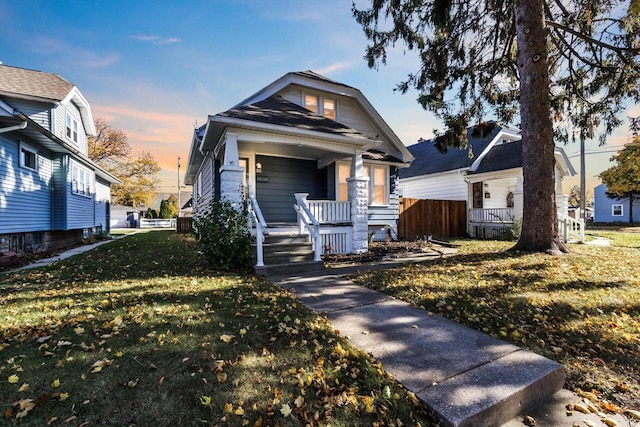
[398,198,467,240]
[176,217,193,233]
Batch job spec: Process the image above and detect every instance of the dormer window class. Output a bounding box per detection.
[66,113,78,144]
[304,94,337,120]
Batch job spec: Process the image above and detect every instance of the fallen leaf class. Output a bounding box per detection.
[51,378,61,388]
[220,334,234,343]
[200,395,212,406]
[602,418,617,427]
[8,375,19,384]
[625,409,640,420]
[280,403,292,417]
[18,383,29,392]
[59,393,69,402]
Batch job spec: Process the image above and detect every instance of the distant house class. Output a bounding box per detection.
[399,123,578,239]
[593,183,640,223]
[185,70,413,267]
[0,64,119,254]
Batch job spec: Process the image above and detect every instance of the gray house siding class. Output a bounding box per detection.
[255,155,326,223]
[4,97,52,130]
[0,134,53,233]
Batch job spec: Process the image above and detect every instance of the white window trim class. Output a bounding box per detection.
[71,162,93,197]
[304,92,338,120]
[612,204,623,217]
[66,112,79,144]
[336,161,389,206]
[19,142,38,172]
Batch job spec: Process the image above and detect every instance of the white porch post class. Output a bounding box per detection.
[348,150,369,253]
[219,132,244,210]
[514,175,524,225]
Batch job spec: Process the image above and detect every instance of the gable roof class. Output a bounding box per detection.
[399,123,506,178]
[0,64,74,102]
[234,70,413,163]
[218,96,375,142]
[470,140,523,174]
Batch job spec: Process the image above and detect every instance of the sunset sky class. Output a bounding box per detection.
[1,0,637,202]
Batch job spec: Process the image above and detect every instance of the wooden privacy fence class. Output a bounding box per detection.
[176,217,193,233]
[398,198,467,240]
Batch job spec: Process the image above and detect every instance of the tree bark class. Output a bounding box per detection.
[512,0,569,254]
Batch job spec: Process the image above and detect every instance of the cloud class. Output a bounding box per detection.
[315,62,356,75]
[130,34,181,45]
[28,37,118,68]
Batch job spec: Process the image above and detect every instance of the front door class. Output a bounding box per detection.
[473,182,484,209]
[255,155,326,223]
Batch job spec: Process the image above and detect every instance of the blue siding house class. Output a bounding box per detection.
[0,64,119,254]
[593,183,640,223]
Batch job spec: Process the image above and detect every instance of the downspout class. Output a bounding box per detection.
[0,120,27,134]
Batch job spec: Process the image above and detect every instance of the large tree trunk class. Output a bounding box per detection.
[512,0,569,255]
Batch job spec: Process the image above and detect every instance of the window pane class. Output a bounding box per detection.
[372,166,387,205]
[304,95,318,113]
[337,163,351,202]
[324,99,336,120]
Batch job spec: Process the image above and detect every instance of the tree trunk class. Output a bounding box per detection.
[512,0,569,255]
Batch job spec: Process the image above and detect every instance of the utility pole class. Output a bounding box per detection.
[177,156,181,218]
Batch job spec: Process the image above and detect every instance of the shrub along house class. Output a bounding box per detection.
[0,64,119,258]
[399,122,583,241]
[185,71,413,272]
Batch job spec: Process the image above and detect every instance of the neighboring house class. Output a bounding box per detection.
[181,197,193,217]
[399,123,578,239]
[109,205,140,229]
[0,64,119,254]
[593,183,640,223]
[185,70,413,260]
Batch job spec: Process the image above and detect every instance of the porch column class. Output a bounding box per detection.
[514,175,524,224]
[219,132,244,210]
[348,150,369,253]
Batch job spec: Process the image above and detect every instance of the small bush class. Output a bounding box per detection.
[193,199,254,271]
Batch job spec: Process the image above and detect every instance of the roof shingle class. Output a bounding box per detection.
[0,64,74,102]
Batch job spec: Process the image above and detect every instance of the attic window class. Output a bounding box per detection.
[66,113,78,144]
[304,94,337,120]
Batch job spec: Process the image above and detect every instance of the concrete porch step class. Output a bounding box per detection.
[255,260,324,276]
[264,251,315,265]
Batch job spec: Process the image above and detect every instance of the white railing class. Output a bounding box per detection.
[558,213,585,243]
[294,193,321,262]
[319,226,352,254]
[307,200,351,224]
[249,192,267,267]
[139,218,176,228]
[470,208,515,223]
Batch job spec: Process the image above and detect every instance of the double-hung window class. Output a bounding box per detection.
[19,143,38,171]
[612,204,623,217]
[66,113,79,144]
[72,164,92,196]
[336,162,388,205]
[304,94,337,120]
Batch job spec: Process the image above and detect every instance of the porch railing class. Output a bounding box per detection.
[470,208,515,223]
[307,200,351,224]
[558,213,585,243]
[248,192,267,267]
[294,194,321,262]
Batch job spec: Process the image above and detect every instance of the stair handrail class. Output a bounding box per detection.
[558,212,585,243]
[294,193,321,262]
[249,192,267,267]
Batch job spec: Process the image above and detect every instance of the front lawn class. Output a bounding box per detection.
[586,225,640,248]
[0,231,436,426]
[351,239,640,414]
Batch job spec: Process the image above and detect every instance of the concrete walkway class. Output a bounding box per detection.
[267,258,628,427]
[14,231,137,271]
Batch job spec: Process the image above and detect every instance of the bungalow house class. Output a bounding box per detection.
[593,183,639,223]
[185,71,413,270]
[398,123,582,240]
[0,64,119,255]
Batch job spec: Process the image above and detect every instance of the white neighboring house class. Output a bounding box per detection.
[184,71,413,267]
[399,123,581,240]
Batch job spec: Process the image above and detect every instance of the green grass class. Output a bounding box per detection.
[351,239,640,414]
[1,231,437,426]
[586,225,640,248]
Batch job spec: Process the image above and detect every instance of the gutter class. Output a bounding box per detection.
[0,120,27,134]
